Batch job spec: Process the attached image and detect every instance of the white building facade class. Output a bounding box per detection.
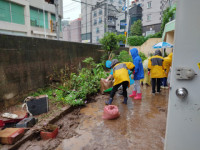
[81,0,125,43]
[138,0,163,36]
[0,0,63,39]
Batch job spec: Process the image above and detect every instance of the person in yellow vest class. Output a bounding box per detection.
[148,50,166,94]
[161,52,173,89]
[105,59,135,105]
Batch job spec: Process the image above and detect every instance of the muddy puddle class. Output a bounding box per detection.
[56,86,168,150]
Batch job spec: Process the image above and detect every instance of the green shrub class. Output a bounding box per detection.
[128,32,163,46]
[114,50,132,62]
[127,36,147,46]
[146,31,162,38]
[139,52,147,62]
[31,57,108,106]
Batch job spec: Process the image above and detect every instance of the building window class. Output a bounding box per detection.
[120,19,126,29]
[94,19,97,25]
[30,7,48,28]
[99,9,102,15]
[99,17,102,24]
[96,27,99,33]
[93,11,97,17]
[147,1,152,9]
[0,0,25,25]
[110,0,114,3]
[147,14,151,21]
[81,33,91,41]
[96,36,99,42]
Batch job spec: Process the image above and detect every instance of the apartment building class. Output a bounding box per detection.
[63,18,81,42]
[81,0,125,43]
[0,0,63,39]
[92,2,121,43]
[116,3,142,34]
[138,0,163,36]
[138,0,177,36]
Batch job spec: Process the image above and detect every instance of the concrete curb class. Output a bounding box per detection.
[6,105,74,150]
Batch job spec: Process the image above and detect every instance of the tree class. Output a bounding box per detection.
[130,20,142,36]
[161,7,176,34]
[99,32,126,60]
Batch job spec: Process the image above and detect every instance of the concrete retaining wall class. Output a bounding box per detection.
[129,38,162,56]
[0,34,104,108]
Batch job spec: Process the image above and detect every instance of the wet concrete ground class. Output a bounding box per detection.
[56,86,168,150]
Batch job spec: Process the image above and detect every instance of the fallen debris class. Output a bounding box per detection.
[24,95,49,116]
[0,128,25,145]
[2,113,18,119]
[16,117,37,128]
[40,124,59,140]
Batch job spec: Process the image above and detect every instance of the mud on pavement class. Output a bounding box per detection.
[56,86,168,150]
[3,86,168,150]
[17,108,82,150]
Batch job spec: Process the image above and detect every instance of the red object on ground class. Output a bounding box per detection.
[0,111,28,125]
[0,128,25,145]
[40,125,58,140]
[102,105,120,120]
[0,120,5,128]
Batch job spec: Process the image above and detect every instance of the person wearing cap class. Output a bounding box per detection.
[148,50,166,94]
[105,60,134,95]
[105,59,135,105]
[105,60,114,82]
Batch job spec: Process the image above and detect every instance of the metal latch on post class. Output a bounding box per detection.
[176,67,197,80]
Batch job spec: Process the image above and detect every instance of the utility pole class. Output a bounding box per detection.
[54,0,59,40]
[106,0,108,33]
[43,5,47,38]
[125,0,129,46]
[86,0,87,41]
[124,0,127,34]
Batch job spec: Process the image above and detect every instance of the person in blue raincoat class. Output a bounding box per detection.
[129,48,144,100]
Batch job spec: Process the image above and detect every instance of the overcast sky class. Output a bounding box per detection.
[62,0,132,21]
[63,0,81,21]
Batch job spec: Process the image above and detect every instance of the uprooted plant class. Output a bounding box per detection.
[32,57,108,106]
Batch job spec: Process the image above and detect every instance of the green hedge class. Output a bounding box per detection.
[146,31,162,39]
[127,32,162,46]
[127,36,147,46]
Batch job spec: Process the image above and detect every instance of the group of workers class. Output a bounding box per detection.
[105,48,173,105]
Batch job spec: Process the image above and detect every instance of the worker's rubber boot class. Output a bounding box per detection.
[134,93,142,100]
[105,98,113,105]
[122,97,128,104]
[129,91,137,98]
